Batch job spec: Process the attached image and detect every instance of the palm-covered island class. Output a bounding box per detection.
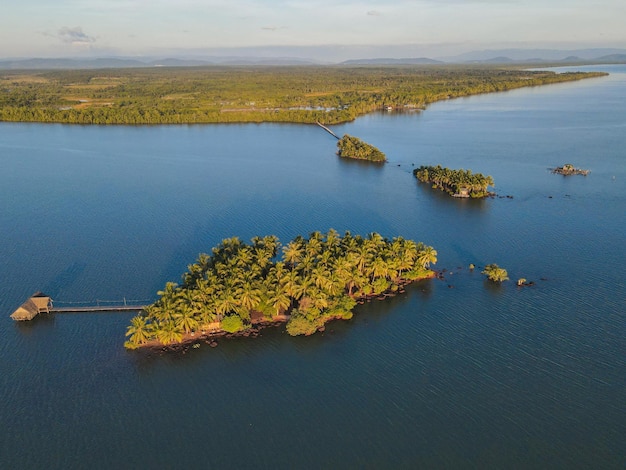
[337,134,386,162]
[125,230,437,349]
[414,165,495,198]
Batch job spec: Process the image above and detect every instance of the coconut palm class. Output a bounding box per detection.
[482,264,509,283]
[277,270,298,300]
[236,282,262,311]
[268,289,291,316]
[417,246,438,269]
[215,293,238,317]
[173,307,200,334]
[125,315,151,346]
[283,240,303,268]
[155,320,184,345]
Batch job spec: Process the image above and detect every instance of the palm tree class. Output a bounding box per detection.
[155,320,184,345]
[268,289,291,316]
[370,256,392,281]
[482,264,509,283]
[125,315,151,346]
[283,240,303,268]
[280,270,302,299]
[236,282,262,311]
[417,246,438,269]
[354,244,372,275]
[215,294,238,317]
[311,266,331,290]
[173,306,200,334]
[324,228,341,254]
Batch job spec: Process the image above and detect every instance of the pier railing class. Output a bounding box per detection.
[50,298,155,313]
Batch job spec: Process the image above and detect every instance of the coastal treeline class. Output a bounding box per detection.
[337,134,386,162]
[0,66,606,125]
[125,230,437,349]
[414,165,495,198]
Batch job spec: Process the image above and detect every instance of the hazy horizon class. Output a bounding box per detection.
[2,1,625,62]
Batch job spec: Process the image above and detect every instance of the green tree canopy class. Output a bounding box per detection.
[124,230,437,348]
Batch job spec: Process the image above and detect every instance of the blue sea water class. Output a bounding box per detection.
[0,65,624,469]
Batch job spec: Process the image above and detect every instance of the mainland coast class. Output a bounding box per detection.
[0,67,607,126]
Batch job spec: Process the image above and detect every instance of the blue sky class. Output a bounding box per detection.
[1,0,625,60]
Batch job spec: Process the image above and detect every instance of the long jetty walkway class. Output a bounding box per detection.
[316,121,340,139]
[51,304,147,313]
[10,292,149,320]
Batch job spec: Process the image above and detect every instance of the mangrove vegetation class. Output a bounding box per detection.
[124,230,437,349]
[0,66,606,125]
[414,165,495,198]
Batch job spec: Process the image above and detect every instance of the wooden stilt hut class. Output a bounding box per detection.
[10,292,53,321]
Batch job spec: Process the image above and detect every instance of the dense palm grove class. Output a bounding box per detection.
[414,165,495,198]
[125,230,437,348]
[337,134,386,162]
[0,66,605,125]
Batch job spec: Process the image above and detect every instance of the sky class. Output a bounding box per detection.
[1,0,625,61]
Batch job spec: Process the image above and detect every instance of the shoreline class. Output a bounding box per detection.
[0,69,607,127]
[136,271,436,352]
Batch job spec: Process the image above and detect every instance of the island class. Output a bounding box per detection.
[552,163,589,176]
[413,165,495,198]
[337,134,386,162]
[124,230,437,349]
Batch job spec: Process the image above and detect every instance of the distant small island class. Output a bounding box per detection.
[413,165,495,198]
[125,230,436,350]
[552,163,589,176]
[337,134,386,162]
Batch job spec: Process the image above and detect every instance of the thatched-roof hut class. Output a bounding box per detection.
[10,292,52,321]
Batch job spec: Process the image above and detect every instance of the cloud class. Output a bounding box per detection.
[367,10,382,16]
[56,27,96,45]
[261,26,287,31]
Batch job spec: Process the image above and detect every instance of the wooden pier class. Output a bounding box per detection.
[10,292,147,320]
[316,121,340,139]
[51,305,146,314]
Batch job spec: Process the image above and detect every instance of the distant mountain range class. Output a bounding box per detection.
[0,56,318,69]
[1,48,625,70]
[340,57,443,65]
[439,48,626,63]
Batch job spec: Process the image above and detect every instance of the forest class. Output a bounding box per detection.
[337,134,386,162]
[0,65,606,125]
[414,165,495,198]
[125,230,437,349]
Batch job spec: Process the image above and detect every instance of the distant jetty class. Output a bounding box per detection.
[316,121,340,139]
[552,164,589,176]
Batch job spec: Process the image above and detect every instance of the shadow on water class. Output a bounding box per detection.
[14,312,56,336]
[482,279,508,296]
[336,155,386,169]
[42,261,87,298]
[449,243,487,267]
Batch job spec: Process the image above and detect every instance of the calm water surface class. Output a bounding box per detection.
[1,66,624,469]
